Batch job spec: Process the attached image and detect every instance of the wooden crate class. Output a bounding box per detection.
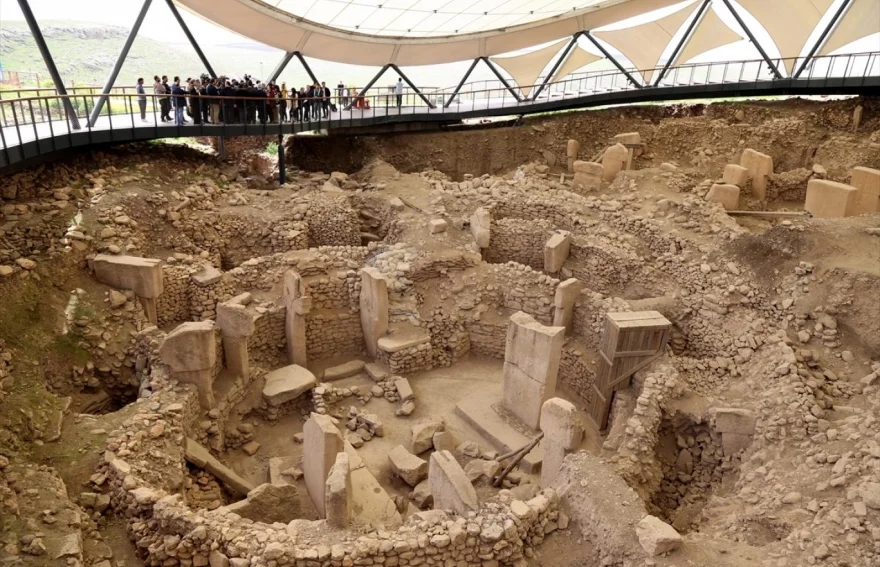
[600,311,671,362]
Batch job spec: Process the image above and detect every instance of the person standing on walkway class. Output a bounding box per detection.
[161,75,172,121]
[206,78,220,124]
[172,79,187,125]
[280,82,288,122]
[153,76,166,122]
[395,77,403,108]
[188,79,202,125]
[136,78,147,122]
[322,81,331,118]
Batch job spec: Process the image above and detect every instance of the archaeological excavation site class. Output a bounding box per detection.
[0,96,878,567]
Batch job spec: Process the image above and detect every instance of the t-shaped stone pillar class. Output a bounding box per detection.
[501,312,565,430]
[303,413,343,518]
[283,270,311,366]
[159,321,217,409]
[359,267,389,358]
[553,278,582,335]
[544,230,571,273]
[539,398,583,488]
[216,295,256,379]
[92,254,163,325]
[469,207,491,249]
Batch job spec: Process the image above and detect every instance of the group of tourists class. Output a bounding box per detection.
[134,74,407,125]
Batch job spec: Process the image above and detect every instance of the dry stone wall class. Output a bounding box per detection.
[306,312,365,360]
[247,308,286,369]
[157,264,236,327]
[486,218,553,270]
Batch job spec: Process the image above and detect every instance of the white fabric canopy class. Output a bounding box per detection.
[491,39,569,97]
[551,47,603,83]
[819,0,880,56]
[673,6,745,65]
[736,0,834,74]
[175,0,686,66]
[594,1,697,83]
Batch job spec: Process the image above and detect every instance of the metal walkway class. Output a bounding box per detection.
[1,51,878,171]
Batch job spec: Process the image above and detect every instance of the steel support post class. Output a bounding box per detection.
[444,58,480,108]
[164,0,216,78]
[277,133,286,185]
[584,32,643,88]
[267,52,295,84]
[295,52,321,85]
[389,64,436,109]
[16,0,80,129]
[344,64,390,110]
[531,32,583,100]
[720,0,783,79]
[794,0,853,78]
[217,136,225,160]
[482,57,524,101]
[654,0,711,86]
[88,0,153,126]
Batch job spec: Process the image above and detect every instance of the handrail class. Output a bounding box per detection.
[0,50,876,164]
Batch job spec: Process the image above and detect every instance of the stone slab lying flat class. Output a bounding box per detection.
[377,330,431,353]
[263,364,317,407]
[185,438,254,496]
[455,389,543,474]
[322,360,366,381]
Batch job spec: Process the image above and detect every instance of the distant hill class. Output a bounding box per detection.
[0,21,206,87]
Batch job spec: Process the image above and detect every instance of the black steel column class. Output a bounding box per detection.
[444,58,479,108]
[482,57,523,101]
[16,0,80,129]
[278,133,286,184]
[164,0,216,78]
[217,136,225,160]
[344,64,390,110]
[295,52,321,85]
[531,32,583,100]
[584,32,643,88]
[268,52,295,84]
[794,0,853,78]
[389,64,436,109]
[88,0,153,126]
[654,0,711,86]
[721,0,783,79]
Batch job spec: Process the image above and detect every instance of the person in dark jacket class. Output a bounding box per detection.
[199,80,209,123]
[322,82,331,118]
[188,79,201,125]
[236,82,250,124]
[171,79,187,125]
[221,80,236,124]
[161,75,172,121]
[206,78,220,124]
[256,82,268,124]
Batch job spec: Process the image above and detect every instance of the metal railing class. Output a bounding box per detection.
[0,51,877,163]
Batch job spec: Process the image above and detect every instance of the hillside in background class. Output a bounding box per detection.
[0,21,207,86]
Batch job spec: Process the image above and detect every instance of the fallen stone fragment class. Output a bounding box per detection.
[389,445,428,487]
[636,515,682,556]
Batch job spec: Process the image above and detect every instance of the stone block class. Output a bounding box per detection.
[566,139,580,172]
[804,179,858,218]
[159,321,216,372]
[224,482,300,524]
[411,420,444,455]
[470,207,491,248]
[572,161,602,191]
[430,219,448,234]
[740,149,773,199]
[323,360,365,381]
[263,364,316,407]
[216,302,255,338]
[191,265,222,286]
[432,431,456,452]
[553,278,582,335]
[636,515,682,556]
[325,452,351,528]
[713,408,756,435]
[93,254,163,298]
[705,183,740,211]
[429,450,479,516]
[394,377,414,402]
[389,445,428,487]
[544,231,571,273]
[850,166,880,215]
[185,438,254,496]
[303,413,344,518]
[283,270,309,366]
[501,312,565,430]
[722,164,749,187]
[601,143,629,182]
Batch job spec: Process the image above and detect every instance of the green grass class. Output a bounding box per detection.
[265,141,279,156]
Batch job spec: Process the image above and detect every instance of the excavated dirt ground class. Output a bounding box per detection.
[0,95,878,567]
